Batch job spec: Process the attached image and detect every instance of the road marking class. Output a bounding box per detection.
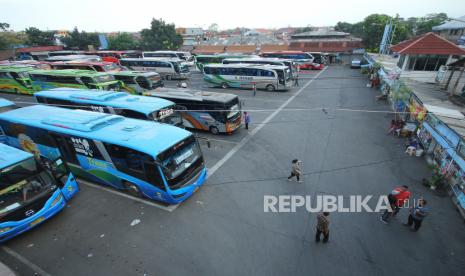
[79,180,179,212]
[1,246,51,276]
[207,67,328,178]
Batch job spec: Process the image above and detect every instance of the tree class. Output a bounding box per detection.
[208,23,219,33]
[108,32,139,50]
[61,27,99,50]
[334,22,353,33]
[416,13,448,35]
[140,18,183,50]
[25,27,55,46]
[0,22,26,49]
[361,14,392,51]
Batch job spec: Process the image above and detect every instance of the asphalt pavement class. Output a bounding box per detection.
[1,65,465,276]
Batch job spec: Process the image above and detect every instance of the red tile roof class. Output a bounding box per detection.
[225,45,257,54]
[16,46,64,53]
[260,44,289,52]
[192,45,225,54]
[390,32,465,55]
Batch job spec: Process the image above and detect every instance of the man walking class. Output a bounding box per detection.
[243,111,251,130]
[380,185,411,224]
[287,159,302,182]
[405,199,429,232]
[315,212,330,243]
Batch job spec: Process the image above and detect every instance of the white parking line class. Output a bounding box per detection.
[1,246,51,276]
[79,180,179,212]
[207,67,328,178]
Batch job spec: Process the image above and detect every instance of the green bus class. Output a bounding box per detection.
[28,69,122,93]
[0,66,35,94]
[194,54,258,71]
[112,71,164,94]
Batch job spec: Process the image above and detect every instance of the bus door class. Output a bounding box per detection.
[50,133,79,166]
[47,156,79,200]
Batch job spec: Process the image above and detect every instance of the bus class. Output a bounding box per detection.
[260,51,315,70]
[48,50,85,57]
[85,51,142,63]
[112,71,163,93]
[0,66,34,94]
[50,61,123,73]
[194,54,258,71]
[222,58,298,79]
[143,88,242,135]
[143,51,194,66]
[120,58,190,80]
[202,64,292,91]
[45,55,102,62]
[34,88,183,127]
[28,69,123,92]
[0,106,206,204]
[0,143,79,242]
[0,98,17,113]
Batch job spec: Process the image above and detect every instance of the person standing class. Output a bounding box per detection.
[243,111,251,130]
[405,199,429,232]
[252,82,257,96]
[315,212,330,243]
[380,185,411,223]
[287,159,303,182]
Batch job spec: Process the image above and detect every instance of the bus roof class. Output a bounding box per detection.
[204,63,288,70]
[195,54,258,58]
[148,88,238,103]
[34,88,175,115]
[223,57,293,63]
[120,58,182,63]
[0,66,35,73]
[29,69,111,77]
[0,105,192,158]
[0,98,15,108]
[112,71,160,77]
[50,61,116,67]
[0,143,33,169]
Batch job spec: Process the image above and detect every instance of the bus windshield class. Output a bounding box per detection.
[160,137,202,186]
[0,158,56,217]
[226,99,240,120]
[150,105,183,126]
[94,74,115,83]
[103,63,121,72]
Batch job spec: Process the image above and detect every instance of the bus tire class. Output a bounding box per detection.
[165,75,171,81]
[124,181,142,197]
[266,84,276,91]
[209,126,219,135]
[221,82,228,89]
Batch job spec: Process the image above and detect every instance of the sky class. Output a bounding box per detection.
[1,0,464,32]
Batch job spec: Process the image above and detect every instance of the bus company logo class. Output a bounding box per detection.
[25,209,35,217]
[71,137,93,157]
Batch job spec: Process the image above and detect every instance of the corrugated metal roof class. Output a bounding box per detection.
[432,16,465,31]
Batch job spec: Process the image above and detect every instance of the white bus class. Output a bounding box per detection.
[120,58,190,80]
[143,51,194,66]
[203,64,292,91]
[222,58,298,79]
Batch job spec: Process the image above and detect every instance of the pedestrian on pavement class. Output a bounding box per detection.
[315,212,330,243]
[287,159,303,182]
[243,111,251,130]
[405,199,429,232]
[380,185,411,224]
[252,82,257,96]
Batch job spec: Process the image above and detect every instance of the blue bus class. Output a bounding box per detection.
[34,88,183,127]
[0,143,79,242]
[0,105,206,204]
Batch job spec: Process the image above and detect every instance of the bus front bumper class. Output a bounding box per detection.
[0,190,66,243]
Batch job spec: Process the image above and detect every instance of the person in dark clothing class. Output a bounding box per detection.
[315,212,330,243]
[405,199,429,232]
[243,111,251,130]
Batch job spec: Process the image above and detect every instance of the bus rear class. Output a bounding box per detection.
[260,52,314,70]
[0,143,78,242]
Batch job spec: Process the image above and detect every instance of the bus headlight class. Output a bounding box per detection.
[51,193,63,207]
[0,227,12,234]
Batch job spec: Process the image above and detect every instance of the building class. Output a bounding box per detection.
[432,15,465,46]
[438,57,465,97]
[176,27,204,47]
[289,29,362,53]
[391,32,465,83]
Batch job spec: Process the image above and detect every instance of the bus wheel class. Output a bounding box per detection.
[210,126,219,135]
[221,82,228,89]
[266,84,276,91]
[124,181,142,197]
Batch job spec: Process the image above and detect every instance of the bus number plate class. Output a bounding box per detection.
[30,217,45,227]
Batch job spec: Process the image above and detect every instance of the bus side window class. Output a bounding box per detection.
[144,162,165,189]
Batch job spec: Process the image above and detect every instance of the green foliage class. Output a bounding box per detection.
[390,81,412,102]
[25,27,55,46]
[140,18,182,51]
[294,26,314,34]
[108,32,139,50]
[61,27,99,50]
[0,22,26,49]
[416,13,448,35]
